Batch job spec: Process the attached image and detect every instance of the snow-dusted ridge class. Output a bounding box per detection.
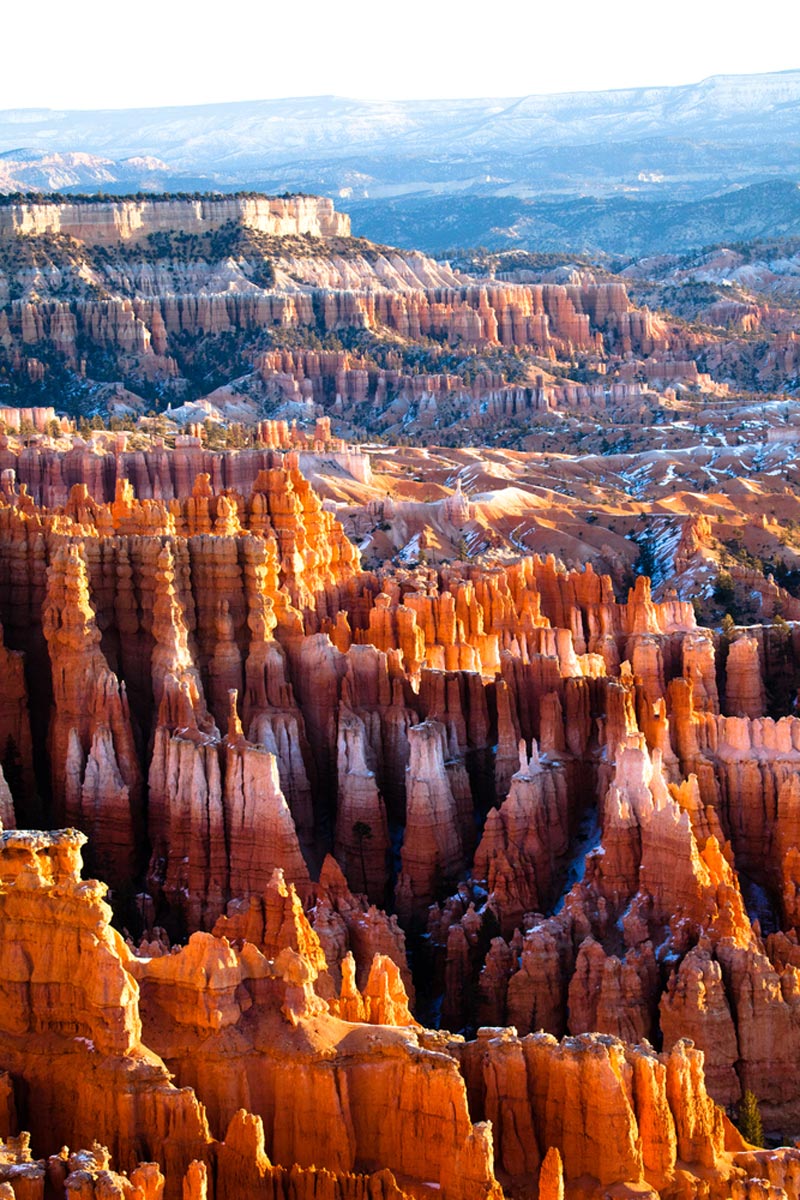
[1,70,800,176]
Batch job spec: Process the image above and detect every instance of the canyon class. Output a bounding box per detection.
[1,194,800,1199]
[1,447,800,1197]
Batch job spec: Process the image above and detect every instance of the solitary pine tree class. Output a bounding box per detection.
[737,1089,764,1147]
[721,612,736,640]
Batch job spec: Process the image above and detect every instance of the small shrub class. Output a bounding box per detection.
[714,571,735,610]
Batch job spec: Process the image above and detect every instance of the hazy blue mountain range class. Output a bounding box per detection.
[1,70,799,254]
[345,180,800,256]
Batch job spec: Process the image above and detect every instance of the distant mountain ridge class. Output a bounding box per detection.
[1,71,799,255]
[2,71,800,162]
[346,180,800,257]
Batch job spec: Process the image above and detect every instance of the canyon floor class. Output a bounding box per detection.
[1,195,800,1200]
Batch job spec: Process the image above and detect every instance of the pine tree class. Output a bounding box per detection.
[737,1089,764,1147]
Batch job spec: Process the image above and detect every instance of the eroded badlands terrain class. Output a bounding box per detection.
[1,196,800,1200]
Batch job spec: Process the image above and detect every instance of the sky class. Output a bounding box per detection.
[3,0,799,110]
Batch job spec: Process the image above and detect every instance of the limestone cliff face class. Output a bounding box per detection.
[0,196,350,244]
[6,281,650,353]
[0,278,678,413]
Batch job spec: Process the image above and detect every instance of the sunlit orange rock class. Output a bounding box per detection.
[397,720,466,921]
[42,543,142,885]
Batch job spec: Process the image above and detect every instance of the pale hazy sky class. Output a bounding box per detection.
[3,0,799,109]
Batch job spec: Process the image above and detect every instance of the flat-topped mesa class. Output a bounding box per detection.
[0,194,350,243]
